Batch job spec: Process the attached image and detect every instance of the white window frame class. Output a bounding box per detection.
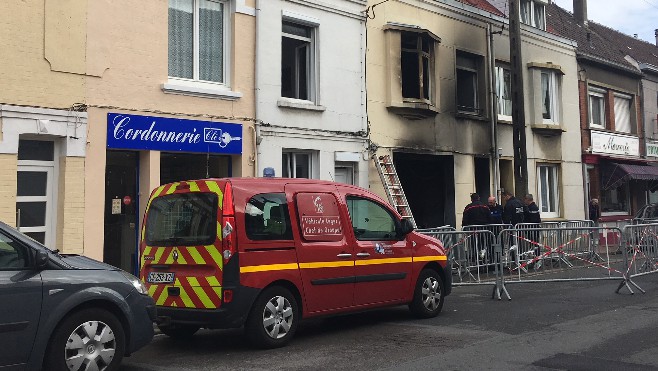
[537,164,559,218]
[588,88,606,129]
[164,0,240,100]
[613,93,633,134]
[281,15,319,104]
[282,150,315,179]
[541,70,560,125]
[496,65,512,120]
[520,0,546,30]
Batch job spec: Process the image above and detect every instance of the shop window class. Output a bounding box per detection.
[540,70,560,124]
[614,94,632,133]
[346,196,397,241]
[496,65,512,119]
[456,51,484,115]
[160,153,230,185]
[588,88,606,129]
[281,20,316,102]
[245,193,293,241]
[537,164,559,218]
[601,182,630,215]
[401,32,433,101]
[282,151,314,178]
[168,0,227,84]
[520,0,546,30]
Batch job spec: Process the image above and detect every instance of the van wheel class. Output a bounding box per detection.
[158,324,199,339]
[245,286,298,348]
[45,308,125,371]
[409,269,444,318]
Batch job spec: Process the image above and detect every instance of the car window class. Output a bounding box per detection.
[0,233,27,270]
[145,193,218,246]
[245,193,293,241]
[346,196,397,241]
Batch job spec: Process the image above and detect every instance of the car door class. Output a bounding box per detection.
[344,195,413,306]
[0,231,43,367]
[286,184,355,314]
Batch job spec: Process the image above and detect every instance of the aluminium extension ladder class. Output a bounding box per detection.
[373,154,417,228]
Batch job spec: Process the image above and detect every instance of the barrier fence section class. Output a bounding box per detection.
[622,223,658,292]
[418,228,497,286]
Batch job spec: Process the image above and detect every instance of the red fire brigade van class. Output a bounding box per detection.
[139,178,450,348]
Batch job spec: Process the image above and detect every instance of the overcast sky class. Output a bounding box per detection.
[551,0,657,45]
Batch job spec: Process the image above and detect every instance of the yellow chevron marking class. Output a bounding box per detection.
[166,183,178,195]
[187,247,206,265]
[192,286,215,308]
[206,181,224,206]
[155,289,168,306]
[206,245,223,270]
[189,182,201,192]
[152,185,166,198]
[176,280,195,308]
[240,263,299,273]
[414,255,448,262]
[153,247,165,264]
[207,276,220,286]
[355,257,412,266]
[299,261,354,269]
[213,287,223,300]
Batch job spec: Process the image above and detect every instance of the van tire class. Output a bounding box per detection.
[158,324,199,339]
[409,269,444,318]
[245,286,299,348]
[44,308,126,371]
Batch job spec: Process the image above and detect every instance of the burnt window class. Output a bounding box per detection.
[456,51,483,114]
[401,32,432,100]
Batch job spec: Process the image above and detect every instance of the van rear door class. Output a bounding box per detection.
[285,184,355,313]
[140,181,225,310]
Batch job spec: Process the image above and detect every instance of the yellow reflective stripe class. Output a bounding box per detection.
[187,276,200,287]
[207,276,220,286]
[240,263,299,273]
[175,280,195,307]
[186,247,206,264]
[166,183,178,195]
[153,247,165,264]
[355,257,412,266]
[152,185,166,198]
[299,261,354,269]
[155,289,168,306]
[206,245,223,269]
[217,221,222,241]
[192,286,215,308]
[414,255,448,262]
[206,181,224,206]
[148,285,158,296]
[213,287,223,300]
[189,181,201,192]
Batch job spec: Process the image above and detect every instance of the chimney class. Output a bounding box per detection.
[573,0,587,25]
[655,29,658,46]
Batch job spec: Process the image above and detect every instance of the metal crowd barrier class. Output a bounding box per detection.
[419,221,658,299]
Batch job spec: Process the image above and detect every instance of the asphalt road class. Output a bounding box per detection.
[122,274,658,370]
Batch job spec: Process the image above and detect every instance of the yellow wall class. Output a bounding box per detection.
[0,155,18,226]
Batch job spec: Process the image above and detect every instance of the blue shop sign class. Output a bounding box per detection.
[107,113,243,155]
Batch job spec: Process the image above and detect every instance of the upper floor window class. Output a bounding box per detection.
[537,164,559,218]
[588,88,606,129]
[520,0,546,30]
[496,65,512,119]
[401,32,433,101]
[614,93,632,133]
[541,70,559,124]
[456,51,484,115]
[168,0,226,84]
[282,20,316,102]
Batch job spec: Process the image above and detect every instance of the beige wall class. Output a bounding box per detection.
[57,157,85,254]
[0,155,18,226]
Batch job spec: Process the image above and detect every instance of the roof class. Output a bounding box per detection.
[459,0,506,16]
[546,3,658,73]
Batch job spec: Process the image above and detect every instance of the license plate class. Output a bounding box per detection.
[147,272,175,284]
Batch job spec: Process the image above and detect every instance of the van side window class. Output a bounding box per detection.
[0,233,27,270]
[245,193,293,241]
[346,196,397,241]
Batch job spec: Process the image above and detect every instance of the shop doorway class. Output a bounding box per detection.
[104,151,138,274]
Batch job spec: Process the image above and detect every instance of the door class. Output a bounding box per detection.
[16,166,54,245]
[104,151,138,273]
[344,195,412,306]
[0,232,42,366]
[286,185,354,313]
[334,164,355,185]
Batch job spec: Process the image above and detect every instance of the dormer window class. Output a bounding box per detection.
[520,0,546,30]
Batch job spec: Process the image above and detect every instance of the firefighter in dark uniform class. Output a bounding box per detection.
[502,191,525,226]
[523,194,541,223]
[462,193,492,227]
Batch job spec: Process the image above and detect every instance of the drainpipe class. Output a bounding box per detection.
[253,0,261,177]
[487,23,501,201]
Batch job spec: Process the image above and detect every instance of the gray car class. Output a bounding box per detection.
[0,221,155,371]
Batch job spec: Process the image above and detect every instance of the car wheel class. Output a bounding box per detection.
[409,269,444,318]
[245,286,298,349]
[45,308,125,371]
[157,324,199,339]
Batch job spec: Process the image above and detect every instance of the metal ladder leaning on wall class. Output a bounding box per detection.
[373,154,417,228]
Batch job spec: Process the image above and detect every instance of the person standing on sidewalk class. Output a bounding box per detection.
[502,191,525,226]
[488,196,504,224]
[589,198,600,224]
[462,193,492,227]
[524,194,541,224]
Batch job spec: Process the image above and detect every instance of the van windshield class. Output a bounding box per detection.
[145,193,218,246]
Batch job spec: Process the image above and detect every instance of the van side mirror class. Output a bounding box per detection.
[399,218,415,236]
[35,250,49,270]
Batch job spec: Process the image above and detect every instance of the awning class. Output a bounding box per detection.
[603,163,658,190]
